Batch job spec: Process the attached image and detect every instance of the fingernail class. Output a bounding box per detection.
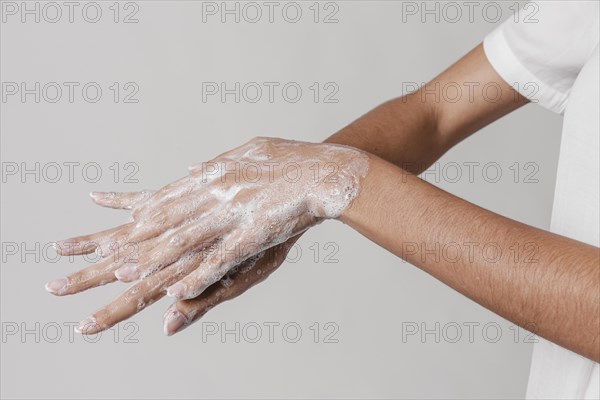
[162,304,175,320]
[75,316,98,334]
[89,191,103,199]
[163,306,188,336]
[114,265,139,282]
[45,278,68,294]
[167,282,187,299]
[53,241,66,255]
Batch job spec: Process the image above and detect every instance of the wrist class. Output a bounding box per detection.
[303,142,370,220]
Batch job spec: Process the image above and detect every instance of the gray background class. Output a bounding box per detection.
[1,1,563,399]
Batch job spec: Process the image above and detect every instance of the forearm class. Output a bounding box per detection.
[324,94,442,174]
[340,154,600,362]
[324,44,527,174]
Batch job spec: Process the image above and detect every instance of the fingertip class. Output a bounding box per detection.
[53,241,67,255]
[51,241,62,255]
[89,191,105,203]
[162,303,177,320]
[114,265,139,282]
[188,165,203,174]
[163,305,188,336]
[166,282,187,299]
[75,316,99,335]
[45,278,68,295]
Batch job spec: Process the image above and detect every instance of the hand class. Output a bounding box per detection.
[163,236,299,336]
[47,137,369,334]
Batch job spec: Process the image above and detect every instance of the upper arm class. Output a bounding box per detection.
[430,1,599,151]
[425,43,529,150]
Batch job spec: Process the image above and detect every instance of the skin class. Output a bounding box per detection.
[47,44,599,362]
[48,137,370,333]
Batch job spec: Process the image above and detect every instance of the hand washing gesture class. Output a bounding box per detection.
[46,137,369,335]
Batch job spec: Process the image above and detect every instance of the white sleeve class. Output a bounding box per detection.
[483,1,599,114]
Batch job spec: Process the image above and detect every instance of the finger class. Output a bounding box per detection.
[54,225,124,256]
[115,218,224,282]
[187,137,269,174]
[187,163,203,174]
[128,189,218,245]
[93,222,136,259]
[115,230,214,282]
[112,236,163,282]
[90,191,154,210]
[47,233,152,295]
[56,221,137,259]
[113,229,213,283]
[75,251,205,335]
[167,231,267,300]
[163,255,269,335]
[45,255,119,296]
[187,144,244,173]
[132,174,196,216]
[163,237,299,335]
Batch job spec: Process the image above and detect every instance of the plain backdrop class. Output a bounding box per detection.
[1,1,563,398]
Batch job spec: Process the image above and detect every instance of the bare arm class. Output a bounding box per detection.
[336,44,599,361]
[325,43,529,171]
[55,43,599,362]
[341,153,599,362]
[164,44,538,332]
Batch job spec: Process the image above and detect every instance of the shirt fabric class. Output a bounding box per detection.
[483,1,600,399]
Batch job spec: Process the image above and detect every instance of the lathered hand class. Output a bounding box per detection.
[46,137,369,334]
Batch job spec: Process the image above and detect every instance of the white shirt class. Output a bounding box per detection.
[483,1,600,399]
